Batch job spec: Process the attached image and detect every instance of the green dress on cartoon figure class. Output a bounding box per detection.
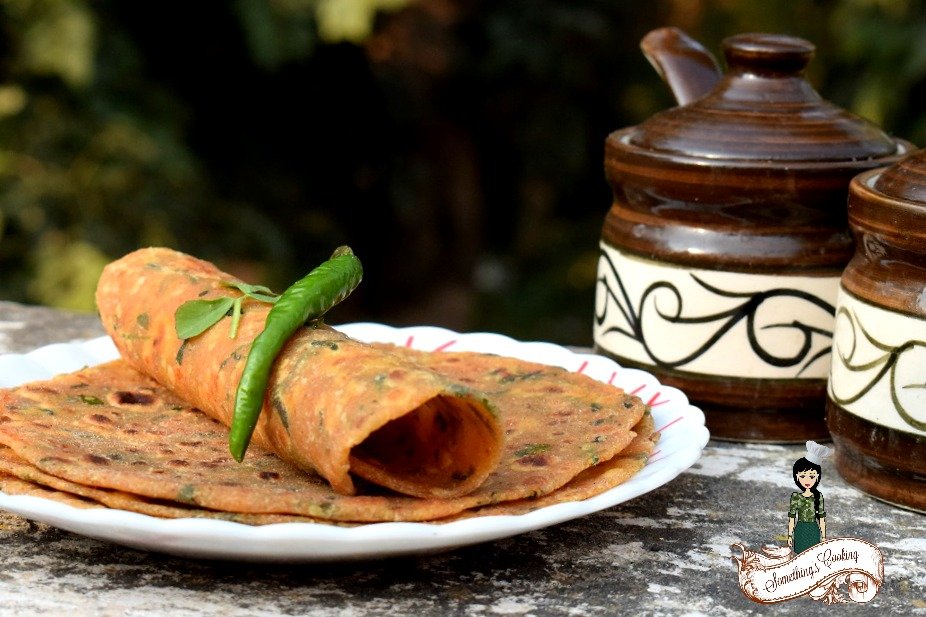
[789,491,824,553]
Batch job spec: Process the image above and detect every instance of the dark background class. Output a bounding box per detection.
[2,0,925,345]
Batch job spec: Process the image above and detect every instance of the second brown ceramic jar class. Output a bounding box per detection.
[827,150,926,511]
[594,31,909,441]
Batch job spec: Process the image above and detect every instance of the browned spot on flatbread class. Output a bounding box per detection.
[83,454,110,466]
[112,391,156,406]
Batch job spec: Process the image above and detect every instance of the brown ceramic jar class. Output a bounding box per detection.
[827,150,926,512]
[594,30,910,441]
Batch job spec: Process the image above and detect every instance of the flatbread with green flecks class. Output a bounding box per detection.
[0,349,647,522]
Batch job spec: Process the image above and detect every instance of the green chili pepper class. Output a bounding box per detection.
[228,246,363,462]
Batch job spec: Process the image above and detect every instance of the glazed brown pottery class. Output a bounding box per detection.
[594,29,910,441]
[827,150,926,511]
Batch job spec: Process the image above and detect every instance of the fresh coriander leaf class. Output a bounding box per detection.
[175,297,235,340]
[222,281,275,295]
[175,282,278,343]
[246,292,279,303]
[221,281,279,303]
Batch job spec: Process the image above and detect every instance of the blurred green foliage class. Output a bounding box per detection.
[1,0,925,344]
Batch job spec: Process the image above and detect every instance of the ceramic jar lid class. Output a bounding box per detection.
[870,148,926,205]
[625,33,902,164]
[850,148,926,258]
[846,148,926,312]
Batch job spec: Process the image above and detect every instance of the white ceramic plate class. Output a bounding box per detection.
[0,323,708,561]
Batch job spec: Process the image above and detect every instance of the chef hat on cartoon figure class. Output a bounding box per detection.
[805,441,833,465]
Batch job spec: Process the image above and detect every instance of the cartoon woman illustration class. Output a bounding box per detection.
[788,441,831,554]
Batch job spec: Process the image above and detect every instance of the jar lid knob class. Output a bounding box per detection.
[722,33,814,76]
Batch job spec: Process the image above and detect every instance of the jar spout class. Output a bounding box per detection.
[641,27,722,106]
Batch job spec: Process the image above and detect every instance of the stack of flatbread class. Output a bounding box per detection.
[0,249,657,525]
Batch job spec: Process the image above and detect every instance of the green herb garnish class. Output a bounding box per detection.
[174,282,280,342]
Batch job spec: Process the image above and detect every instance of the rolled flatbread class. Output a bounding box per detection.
[95,248,503,499]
